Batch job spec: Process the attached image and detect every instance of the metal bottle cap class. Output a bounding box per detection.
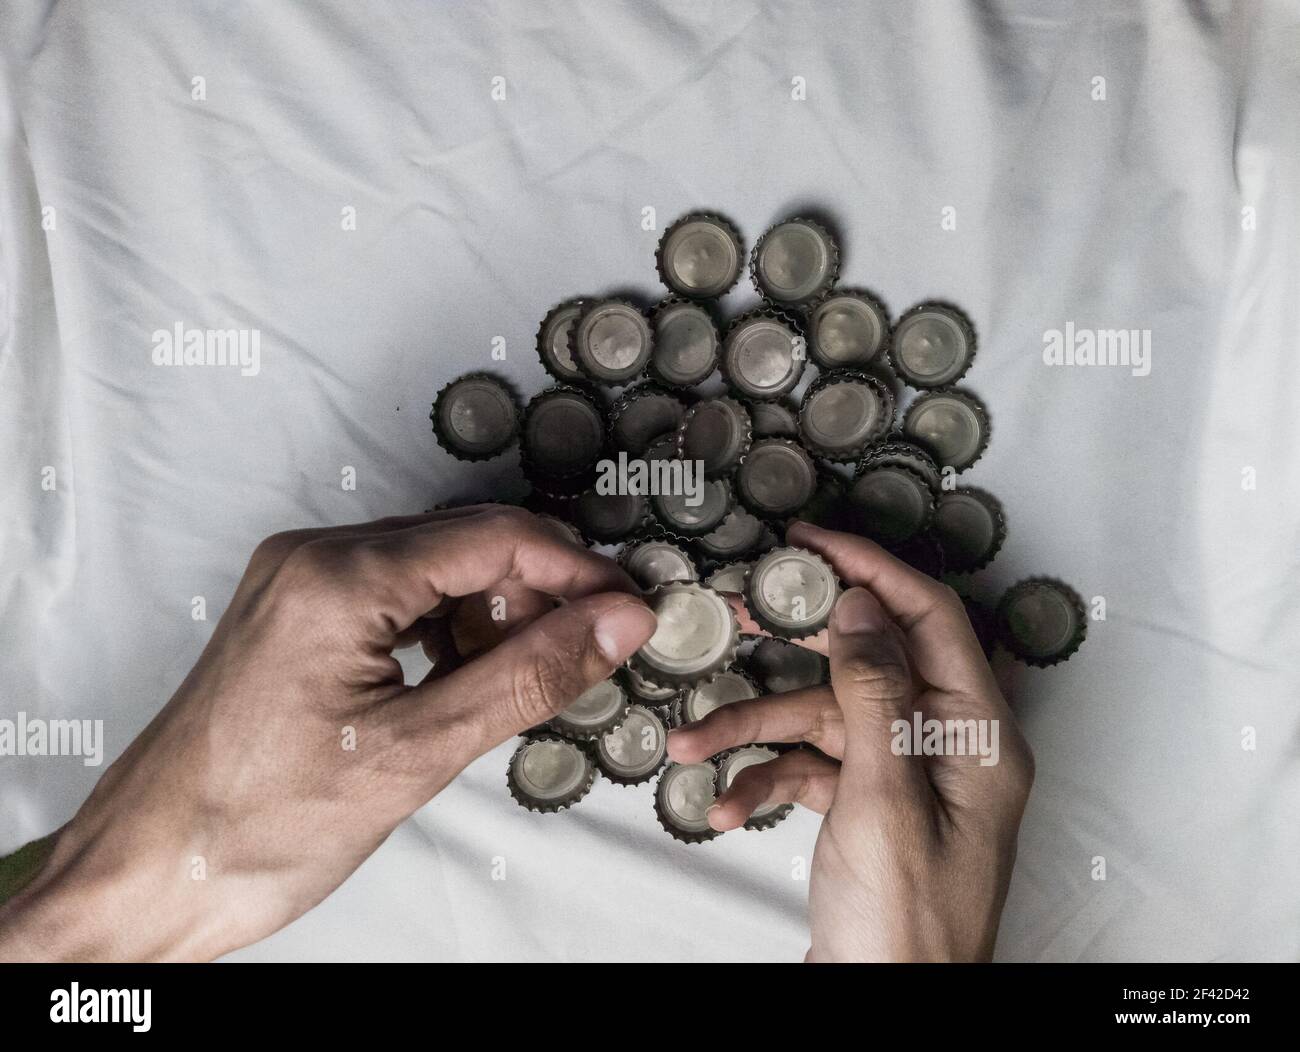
[677,397,752,479]
[744,546,841,639]
[721,311,807,400]
[736,439,818,519]
[571,300,653,383]
[705,560,752,594]
[548,677,631,740]
[889,302,976,389]
[535,299,589,383]
[858,438,942,495]
[572,489,650,544]
[901,389,990,472]
[716,746,793,829]
[676,668,759,725]
[596,704,668,786]
[507,734,597,813]
[656,213,744,299]
[655,761,721,843]
[649,298,720,388]
[650,476,734,536]
[609,383,687,455]
[795,471,854,532]
[621,664,680,706]
[745,399,799,439]
[848,464,935,544]
[808,290,890,368]
[750,217,839,305]
[996,578,1087,667]
[931,488,1005,572]
[430,373,521,461]
[620,536,699,589]
[798,371,894,461]
[748,637,829,693]
[890,532,946,579]
[693,507,769,564]
[963,597,998,658]
[522,386,606,478]
[630,582,739,688]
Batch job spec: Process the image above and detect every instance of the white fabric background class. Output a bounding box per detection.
[1,0,1297,962]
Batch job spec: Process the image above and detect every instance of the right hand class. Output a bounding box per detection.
[667,521,1035,961]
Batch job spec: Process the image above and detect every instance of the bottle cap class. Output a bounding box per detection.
[794,471,854,532]
[747,637,829,693]
[890,532,946,579]
[572,489,651,544]
[430,373,521,461]
[736,438,818,519]
[620,665,680,707]
[889,302,976,389]
[931,488,1005,572]
[962,597,998,658]
[655,761,721,843]
[548,677,631,740]
[535,299,590,384]
[650,476,734,537]
[744,546,841,639]
[716,746,793,830]
[901,389,990,472]
[996,578,1087,666]
[521,386,606,479]
[798,371,894,461]
[705,561,752,594]
[507,733,597,813]
[609,383,687,455]
[619,535,699,589]
[571,300,653,384]
[750,217,839,305]
[596,704,669,786]
[655,213,744,299]
[649,298,720,388]
[675,667,759,725]
[808,290,890,369]
[848,464,935,544]
[745,398,799,439]
[858,438,942,495]
[693,507,769,564]
[721,310,807,400]
[630,581,739,688]
[676,397,752,479]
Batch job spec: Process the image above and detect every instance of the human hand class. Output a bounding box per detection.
[666,520,1034,962]
[0,506,656,961]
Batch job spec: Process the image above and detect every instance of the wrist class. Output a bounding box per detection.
[0,824,231,962]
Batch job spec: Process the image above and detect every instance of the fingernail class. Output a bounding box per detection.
[594,602,658,663]
[833,587,886,634]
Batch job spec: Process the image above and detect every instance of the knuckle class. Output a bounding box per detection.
[277,538,353,594]
[510,642,589,727]
[806,699,843,750]
[935,582,965,612]
[252,529,311,567]
[839,655,911,702]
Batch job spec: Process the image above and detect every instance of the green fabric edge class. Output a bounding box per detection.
[0,834,57,906]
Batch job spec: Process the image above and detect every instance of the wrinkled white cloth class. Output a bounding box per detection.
[1,0,1297,962]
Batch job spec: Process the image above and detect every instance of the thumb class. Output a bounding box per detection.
[828,587,925,798]
[404,592,657,758]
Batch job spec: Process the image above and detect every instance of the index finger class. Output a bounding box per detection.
[295,506,639,639]
[784,521,993,695]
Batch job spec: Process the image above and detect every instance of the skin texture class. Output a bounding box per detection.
[669,521,1035,962]
[0,506,657,961]
[0,512,1032,963]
